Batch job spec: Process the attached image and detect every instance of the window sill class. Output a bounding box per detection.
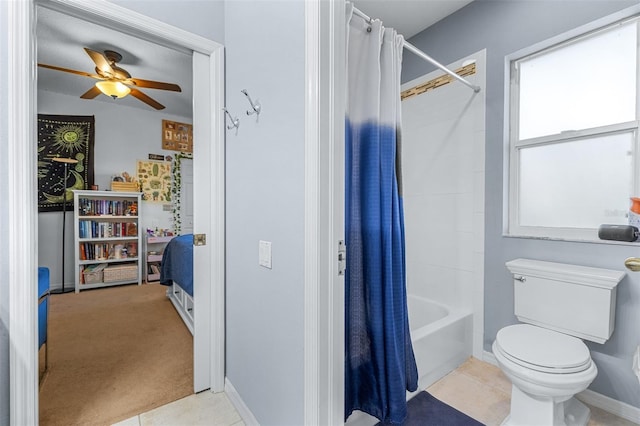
[503,233,640,247]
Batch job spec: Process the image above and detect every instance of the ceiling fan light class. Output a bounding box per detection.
[95,80,131,99]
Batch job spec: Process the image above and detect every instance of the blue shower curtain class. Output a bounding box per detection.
[344,6,418,425]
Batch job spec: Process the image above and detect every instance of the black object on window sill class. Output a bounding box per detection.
[598,224,639,242]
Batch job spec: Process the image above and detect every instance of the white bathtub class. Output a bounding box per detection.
[346,295,473,426]
[407,294,473,391]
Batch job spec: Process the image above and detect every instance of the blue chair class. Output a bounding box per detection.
[38,267,50,379]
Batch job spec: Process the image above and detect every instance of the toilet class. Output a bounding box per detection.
[493,258,625,426]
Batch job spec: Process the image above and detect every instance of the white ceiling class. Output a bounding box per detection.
[352,0,474,39]
[36,6,193,118]
[36,1,473,118]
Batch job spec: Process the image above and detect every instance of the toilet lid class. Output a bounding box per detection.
[495,324,591,374]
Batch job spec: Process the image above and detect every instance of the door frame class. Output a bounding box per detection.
[303,0,346,424]
[8,1,225,424]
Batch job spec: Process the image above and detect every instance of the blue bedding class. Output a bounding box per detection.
[160,234,194,297]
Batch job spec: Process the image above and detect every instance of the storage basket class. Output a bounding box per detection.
[111,181,139,192]
[83,263,107,284]
[103,264,138,282]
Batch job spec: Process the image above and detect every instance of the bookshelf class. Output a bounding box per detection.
[144,235,173,282]
[73,190,143,293]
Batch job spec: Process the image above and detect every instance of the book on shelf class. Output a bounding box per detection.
[79,198,139,216]
[79,220,131,238]
[79,241,138,261]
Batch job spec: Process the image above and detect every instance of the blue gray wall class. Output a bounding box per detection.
[108,1,308,423]
[403,0,640,407]
[224,1,306,424]
[1,1,10,424]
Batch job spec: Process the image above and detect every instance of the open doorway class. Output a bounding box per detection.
[8,1,225,423]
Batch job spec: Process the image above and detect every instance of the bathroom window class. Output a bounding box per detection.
[507,16,640,241]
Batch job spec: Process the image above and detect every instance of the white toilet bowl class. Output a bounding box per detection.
[493,324,597,426]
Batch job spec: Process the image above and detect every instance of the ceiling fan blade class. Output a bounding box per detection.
[80,85,102,99]
[38,63,102,79]
[129,78,182,92]
[130,88,165,110]
[84,47,114,74]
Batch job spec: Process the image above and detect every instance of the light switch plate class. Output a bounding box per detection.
[259,240,272,269]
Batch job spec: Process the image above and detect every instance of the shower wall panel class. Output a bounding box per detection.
[401,51,486,357]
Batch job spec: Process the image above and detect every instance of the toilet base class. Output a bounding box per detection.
[501,386,591,426]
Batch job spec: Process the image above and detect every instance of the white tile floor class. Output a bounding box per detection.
[112,391,244,426]
[428,358,639,426]
[114,357,638,426]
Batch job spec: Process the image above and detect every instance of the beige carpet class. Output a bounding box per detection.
[39,283,193,426]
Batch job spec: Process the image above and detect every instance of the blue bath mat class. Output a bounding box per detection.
[375,391,485,426]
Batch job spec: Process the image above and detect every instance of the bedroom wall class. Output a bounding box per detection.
[0,1,10,424]
[224,1,306,424]
[402,0,640,407]
[37,90,191,291]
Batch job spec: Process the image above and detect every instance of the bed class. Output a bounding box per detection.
[159,234,194,334]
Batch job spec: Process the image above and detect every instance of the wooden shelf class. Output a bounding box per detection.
[79,258,139,266]
[73,190,143,293]
[77,279,139,290]
[144,235,173,283]
[147,273,161,282]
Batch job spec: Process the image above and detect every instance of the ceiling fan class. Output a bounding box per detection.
[38,47,182,110]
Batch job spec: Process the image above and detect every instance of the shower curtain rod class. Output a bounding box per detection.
[352,6,481,93]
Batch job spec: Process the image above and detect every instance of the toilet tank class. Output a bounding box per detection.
[505,259,625,344]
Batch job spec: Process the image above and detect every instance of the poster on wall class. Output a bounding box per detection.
[161,119,193,153]
[37,114,95,212]
[137,160,172,203]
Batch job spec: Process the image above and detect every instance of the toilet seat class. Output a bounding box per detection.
[495,324,592,374]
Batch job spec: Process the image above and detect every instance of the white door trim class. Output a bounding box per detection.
[303,0,345,424]
[8,2,38,424]
[9,0,225,423]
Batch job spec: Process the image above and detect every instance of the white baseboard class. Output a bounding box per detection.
[482,350,640,424]
[482,350,498,367]
[576,389,640,424]
[225,378,260,426]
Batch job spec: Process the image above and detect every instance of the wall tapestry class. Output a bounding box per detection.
[137,160,172,203]
[37,114,95,212]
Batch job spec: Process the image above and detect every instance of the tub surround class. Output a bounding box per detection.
[401,50,486,359]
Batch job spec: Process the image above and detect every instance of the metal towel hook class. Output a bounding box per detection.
[222,108,240,135]
[241,89,261,121]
